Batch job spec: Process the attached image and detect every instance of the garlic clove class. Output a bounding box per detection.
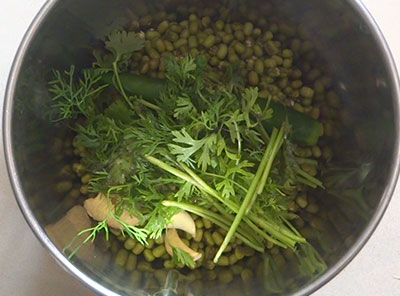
[84,193,139,229]
[167,211,196,236]
[164,228,202,261]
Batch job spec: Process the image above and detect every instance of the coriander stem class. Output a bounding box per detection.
[284,218,302,237]
[243,217,286,247]
[296,176,318,188]
[294,157,318,166]
[246,128,279,214]
[180,163,222,200]
[145,155,199,187]
[201,192,266,247]
[179,162,239,212]
[231,118,242,165]
[257,125,285,195]
[112,62,135,110]
[137,98,162,111]
[294,167,324,188]
[162,200,264,252]
[214,128,281,263]
[256,117,270,143]
[203,172,248,192]
[167,162,266,247]
[251,216,306,246]
[179,163,283,246]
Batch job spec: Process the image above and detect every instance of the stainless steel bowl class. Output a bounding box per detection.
[3,0,400,295]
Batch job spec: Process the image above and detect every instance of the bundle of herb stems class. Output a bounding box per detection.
[146,124,295,263]
[49,29,326,273]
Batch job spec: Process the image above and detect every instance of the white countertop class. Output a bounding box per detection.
[1,1,399,295]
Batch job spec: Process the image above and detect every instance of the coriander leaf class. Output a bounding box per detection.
[197,133,217,171]
[242,126,264,147]
[53,46,324,270]
[75,115,124,156]
[166,55,196,77]
[224,110,245,144]
[216,134,226,157]
[174,94,197,119]
[226,159,254,178]
[168,129,218,172]
[93,49,114,69]
[145,205,179,239]
[224,147,241,161]
[174,181,194,202]
[215,178,236,199]
[241,87,260,128]
[105,30,145,63]
[165,55,202,84]
[215,159,254,199]
[171,246,196,269]
[160,55,207,112]
[199,96,227,130]
[168,129,207,164]
[224,61,245,94]
[259,102,274,121]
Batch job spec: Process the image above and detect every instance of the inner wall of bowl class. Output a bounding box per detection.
[10,0,396,295]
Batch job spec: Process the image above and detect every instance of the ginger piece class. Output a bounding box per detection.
[45,205,94,261]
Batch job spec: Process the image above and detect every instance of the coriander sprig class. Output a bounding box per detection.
[50,33,326,272]
[171,246,196,269]
[94,30,145,109]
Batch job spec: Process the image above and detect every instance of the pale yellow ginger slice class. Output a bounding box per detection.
[83,193,139,229]
[45,205,94,261]
[167,211,196,237]
[164,228,202,261]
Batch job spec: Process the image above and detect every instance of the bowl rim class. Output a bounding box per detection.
[2,1,120,295]
[3,0,400,295]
